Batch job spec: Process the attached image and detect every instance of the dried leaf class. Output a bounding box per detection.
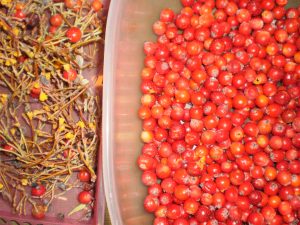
[40,75,50,86]
[57,182,66,191]
[68,203,87,216]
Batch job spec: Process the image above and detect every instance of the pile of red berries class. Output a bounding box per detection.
[138,0,300,224]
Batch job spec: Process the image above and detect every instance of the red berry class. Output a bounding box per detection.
[78,191,92,204]
[66,27,82,43]
[31,185,46,197]
[77,170,91,182]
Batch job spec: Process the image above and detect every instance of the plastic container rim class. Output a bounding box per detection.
[103,0,123,224]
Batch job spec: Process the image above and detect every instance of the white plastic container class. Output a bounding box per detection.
[103,0,299,225]
[103,1,181,224]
